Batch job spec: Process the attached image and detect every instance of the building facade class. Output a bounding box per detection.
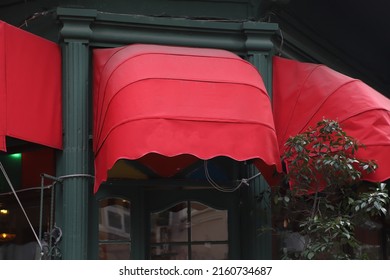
[0,0,389,260]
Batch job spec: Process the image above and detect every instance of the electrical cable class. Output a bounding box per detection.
[203,160,262,192]
[0,161,43,252]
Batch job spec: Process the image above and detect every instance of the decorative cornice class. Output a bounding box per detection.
[57,8,97,43]
[243,21,278,52]
[56,7,278,53]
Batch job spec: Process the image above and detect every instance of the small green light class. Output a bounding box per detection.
[9,153,21,159]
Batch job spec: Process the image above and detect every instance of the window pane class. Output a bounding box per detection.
[192,244,228,260]
[99,243,130,260]
[99,198,130,241]
[151,202,188,243]
[151,244,188,260]
[150,201,230,260]
[190,202,228,241]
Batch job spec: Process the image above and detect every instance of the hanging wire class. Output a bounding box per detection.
[0,185,51,197]
[0,161,43,252]
[278,28,284,56]
[38,173,94,259]
[38,175,45,249]
[48,181,55,254]
[259,11,284,57]
[0,165,94,260]
[39,174,58,259]
[57,174,95,181]
[18,9,54,28]
[203,160,262,192]
[41,173,95,182]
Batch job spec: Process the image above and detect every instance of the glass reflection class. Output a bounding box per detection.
[99,243,130,260]
[151,245,188,260]
[99,198,131,260]
[99,198,131,241]
[150,201,228,260]
[150,202,188,243]
[190,202,228,241]
[192,244,228,260]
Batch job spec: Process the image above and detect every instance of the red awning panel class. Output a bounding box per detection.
[0,21,62,151]
[93,44,281,192]
[273,56,390,184]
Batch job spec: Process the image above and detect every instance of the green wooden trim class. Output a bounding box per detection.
[146,188,240,260]
[57,41,92,260]
[247,52,273,97]
[56,7,277,52]
[57,8,97,43]
[55,7,278,260]
[94,184,241,259]
[240,164,272,259]
[95,185,145,259]
[243,52,273,260]
[55,9,98,260]
[55,18,94,258]
[146,188,238,212]
[88,189,99,259]
[131,187,146,260]
[101,179,233,190]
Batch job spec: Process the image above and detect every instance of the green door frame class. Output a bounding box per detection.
[146,188,241,260]
[56,7,278,260]
[93,184,145,259]
[94,183,240,260]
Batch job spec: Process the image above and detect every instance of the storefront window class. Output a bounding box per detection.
[150,201,228,260]
[98,198,131,259]
[0,148,55,259]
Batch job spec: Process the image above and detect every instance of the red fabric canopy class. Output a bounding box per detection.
[0,21,62,151]
[93,44,281,192]
[273,56,390,184]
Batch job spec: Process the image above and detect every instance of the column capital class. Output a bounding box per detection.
[243,21,278,52]
[57,8,97,43]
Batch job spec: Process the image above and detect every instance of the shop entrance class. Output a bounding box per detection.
[96,185,240,260]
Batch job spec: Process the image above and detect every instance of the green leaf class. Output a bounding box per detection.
[326,204,335,211]
[374,201,382,210]
[343,232,351,239]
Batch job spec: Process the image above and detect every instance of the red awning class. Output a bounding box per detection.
[93,44,281,192]
[273,56,390,184]
[0,21,62,151]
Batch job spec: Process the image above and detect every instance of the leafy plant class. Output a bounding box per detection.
[274,119,389,259]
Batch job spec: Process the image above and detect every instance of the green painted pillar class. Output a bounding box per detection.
[242,23,277,259]
[56,8,97,260]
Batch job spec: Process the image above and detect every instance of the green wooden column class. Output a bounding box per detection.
[241,22,277,259]
[56,8,97,260]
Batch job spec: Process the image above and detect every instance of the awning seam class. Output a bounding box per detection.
[95,116,277,155]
